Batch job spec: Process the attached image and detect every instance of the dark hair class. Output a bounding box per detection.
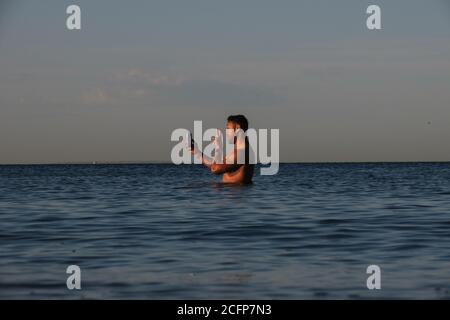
[227,114,249,132]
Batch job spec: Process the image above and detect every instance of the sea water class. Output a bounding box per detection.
[1,163,450,299]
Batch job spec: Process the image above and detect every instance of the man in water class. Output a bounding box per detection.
[191,115,254,184]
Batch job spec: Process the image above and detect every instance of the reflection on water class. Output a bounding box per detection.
[1,163,450,299]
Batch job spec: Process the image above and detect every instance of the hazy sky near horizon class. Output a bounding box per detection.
[1,0,449,163]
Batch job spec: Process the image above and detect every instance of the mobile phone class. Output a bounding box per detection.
[187,132,195,150]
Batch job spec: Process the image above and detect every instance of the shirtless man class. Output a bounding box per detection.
[191,115,254,184]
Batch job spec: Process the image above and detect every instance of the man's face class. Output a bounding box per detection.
[226,121,237,144]
[226,121,238,131]
[226,121,243,144]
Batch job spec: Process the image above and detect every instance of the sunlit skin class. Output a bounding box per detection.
[191,121,254,184]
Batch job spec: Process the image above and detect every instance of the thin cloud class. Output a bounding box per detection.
[82,69,284,108]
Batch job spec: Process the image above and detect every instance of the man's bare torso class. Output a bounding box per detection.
[222,163,254,184]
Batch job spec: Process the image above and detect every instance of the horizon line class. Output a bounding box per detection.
[0,160,449,166]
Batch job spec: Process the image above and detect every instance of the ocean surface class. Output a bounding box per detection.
[1,163,450,299]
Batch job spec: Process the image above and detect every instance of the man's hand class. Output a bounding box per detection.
[186,140,213,168]
[210,162,241,175]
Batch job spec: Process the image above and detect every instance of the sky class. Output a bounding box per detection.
[0,0,449,164]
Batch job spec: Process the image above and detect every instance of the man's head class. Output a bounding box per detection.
[227,115,249,132]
